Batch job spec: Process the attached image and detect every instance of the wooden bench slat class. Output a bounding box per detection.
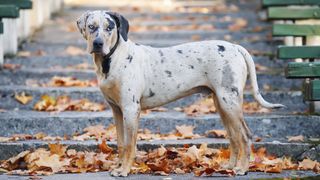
[0,5,19,18]
[286,62,320,78]
[0,0,32,9]
[262,0,320,7]
[273,24,320,36]
[268,7,320,20]
[304,80,320,101]
[278,46,320,59]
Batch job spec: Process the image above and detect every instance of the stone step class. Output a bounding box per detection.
[0,111,318,138]
[0,86,307,111]
[0,68,303,91]
[0,138,316,161]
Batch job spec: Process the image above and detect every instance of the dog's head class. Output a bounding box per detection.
[76,11,129,55]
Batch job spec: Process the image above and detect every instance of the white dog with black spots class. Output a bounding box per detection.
[77,10,284,177]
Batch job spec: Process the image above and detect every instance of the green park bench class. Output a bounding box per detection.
[262,0,320,111]
[262,0,320,7]
[0,0,32,9]
[0,4,19,64]
[0,0,32,56]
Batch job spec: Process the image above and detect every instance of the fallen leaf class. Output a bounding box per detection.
[99,140,113,154]
[3,64,21,70]
[299,159,317,170]
[49,143,67,157]
[65,46,86,56]
[205,129,227,138]
[228,18,248,32]
[15,92,33,105]
[288,135,304,142]
[176,125,194,139]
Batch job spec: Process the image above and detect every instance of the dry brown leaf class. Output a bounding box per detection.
[34,154,69,173]
[288,135,304,142]
[299,159,318,170]
[44,76,97,87]
[34,95,106,112]
[3,64,21,70]
[176,125,194,139]
[0,137,12,142]
[228,18,248,32]
[99,140,113,154]
[34,95,56,111]
[65,46,86,56]
[191,35,201,41]
[49,144,67,157]
[206,129,227,138]
[15,92,33,105]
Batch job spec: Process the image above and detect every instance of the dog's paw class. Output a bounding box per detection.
[110,167,129,177]
[233,167,248,176]
[221,162,236,169]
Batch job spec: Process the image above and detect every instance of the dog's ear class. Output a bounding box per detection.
[76,11,91,39]
[106,12,129,41]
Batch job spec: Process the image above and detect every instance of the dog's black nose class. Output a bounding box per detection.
[93,38,104,49]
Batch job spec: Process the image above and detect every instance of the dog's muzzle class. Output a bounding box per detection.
[91,38,104,53]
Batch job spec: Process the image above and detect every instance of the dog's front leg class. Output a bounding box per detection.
[110,104,140,177]
[109,103,124,168]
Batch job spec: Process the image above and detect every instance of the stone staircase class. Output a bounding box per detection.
[0,0,319,178]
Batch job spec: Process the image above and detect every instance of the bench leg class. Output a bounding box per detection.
[18,10,31,41]
[30,0,44,30]
[0,35,3,66]
[3,18,18,55]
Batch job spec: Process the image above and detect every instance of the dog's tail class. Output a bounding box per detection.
[237,45,285,109]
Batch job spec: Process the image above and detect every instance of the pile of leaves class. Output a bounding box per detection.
[42,76,97,87]
[33,95,105,112]
[177,97,270,116]
[0,142,319,176]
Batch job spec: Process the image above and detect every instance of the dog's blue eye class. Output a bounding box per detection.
[106,27,112,31]
[88,25,95,29]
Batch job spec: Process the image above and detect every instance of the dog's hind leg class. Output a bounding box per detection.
[212,93,238,169]
[109,103,125,168]
[214,88,252,175]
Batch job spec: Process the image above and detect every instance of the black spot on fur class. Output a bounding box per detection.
[159,50,164,56]
[106,18,115,30]
[128,88,131,91]
[204,72,208,75]
[222,97,227,104]
[136,100,140,104]
[218,45,225,52]
[189,65,194,69]
[149,89,155,97]
[127,55,133,63]
[165,70,172,77]
[161,58,165,63]
[177,50,183,54]
[197,58,203,63]
[132,95,135,102]
[102,57,111,75]
[177,84,181,88]
[135,43,140,46]
[231,87,239,96]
